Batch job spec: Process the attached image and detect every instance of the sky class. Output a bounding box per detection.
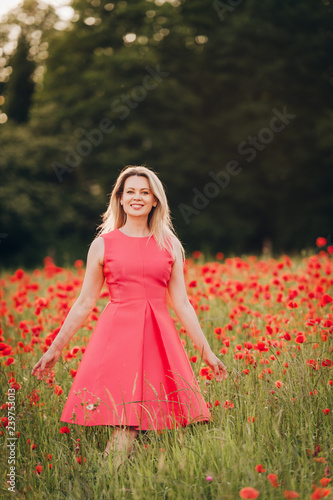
[0,0,74,21]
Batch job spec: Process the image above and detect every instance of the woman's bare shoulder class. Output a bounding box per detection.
[168,234,183,264]
[89,236,105,266]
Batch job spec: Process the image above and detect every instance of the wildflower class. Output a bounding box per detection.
[310,487,331,499]
[322,409,330,415]
[320,294,333,307]
[36,465,43,474]
[206,476,213,481]
[320,479,331,487]
[255,464,265,473]
[295,333,306,344]
[54,385,63,395]
[14,269,25,280]
[256,342,269,352]
[239,487,260,499]
[316,237,327,247]
[59,426,70,434]
[267,473,279,487]
[74,259,84,268]
[199,367,211,378]
[275,380,283,389]
[287,301,298,309]
[284,491,299,499]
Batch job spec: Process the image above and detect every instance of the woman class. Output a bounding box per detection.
[31,165,227,470]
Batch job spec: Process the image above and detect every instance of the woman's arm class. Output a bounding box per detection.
[167,237,227,382]
[31,236,105,380]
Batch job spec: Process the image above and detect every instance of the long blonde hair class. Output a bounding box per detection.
[94,165,186,263]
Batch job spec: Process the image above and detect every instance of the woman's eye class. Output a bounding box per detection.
[127,191,149,194]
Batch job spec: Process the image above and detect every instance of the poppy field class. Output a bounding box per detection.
[0,240,332,499]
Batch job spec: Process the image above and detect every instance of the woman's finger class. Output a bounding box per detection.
[218,362,228,379]
[31,361,41,375]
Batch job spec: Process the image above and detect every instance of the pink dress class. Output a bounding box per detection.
[60,228,212,430]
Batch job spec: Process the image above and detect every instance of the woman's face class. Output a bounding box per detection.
[121,175,157,218]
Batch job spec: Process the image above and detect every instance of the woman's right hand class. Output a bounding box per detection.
[202,349,228,382]
[31,347,62,380]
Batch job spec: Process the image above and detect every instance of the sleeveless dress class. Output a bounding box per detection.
[59,228,212,431]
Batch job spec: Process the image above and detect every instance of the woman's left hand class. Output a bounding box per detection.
[202,349,228,382]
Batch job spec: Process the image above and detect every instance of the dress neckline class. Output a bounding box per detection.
[117,228,151,238]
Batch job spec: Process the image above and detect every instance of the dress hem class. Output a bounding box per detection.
[59,417,212,431]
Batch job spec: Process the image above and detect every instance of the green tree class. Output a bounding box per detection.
[0,0,332,267]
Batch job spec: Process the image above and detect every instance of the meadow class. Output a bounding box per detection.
[0,243,332,499]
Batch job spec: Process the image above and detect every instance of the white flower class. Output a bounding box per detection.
[86,404,94,411]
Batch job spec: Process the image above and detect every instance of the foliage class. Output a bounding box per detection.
[0,250,332,498]
[0,0,332,267]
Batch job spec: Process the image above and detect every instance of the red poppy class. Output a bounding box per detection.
[199,367,211,377]
[256,342,269,352]
[14,269,25,280]
[284,491,300,499]
[310,487,331,499]
[255,464,265,473]
[59,426,70,434]
[239,487,260,499]
[267,473,279,487]
[295,333,306,344]
[74,259,84,268]
[322,409,330,415]
[54,385,63,395]
[320,479,331,487]
[320,294,333,307]
[275,380,283,389]
[316,237,327,247]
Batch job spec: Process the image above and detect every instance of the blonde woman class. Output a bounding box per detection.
[31,165,227,470]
